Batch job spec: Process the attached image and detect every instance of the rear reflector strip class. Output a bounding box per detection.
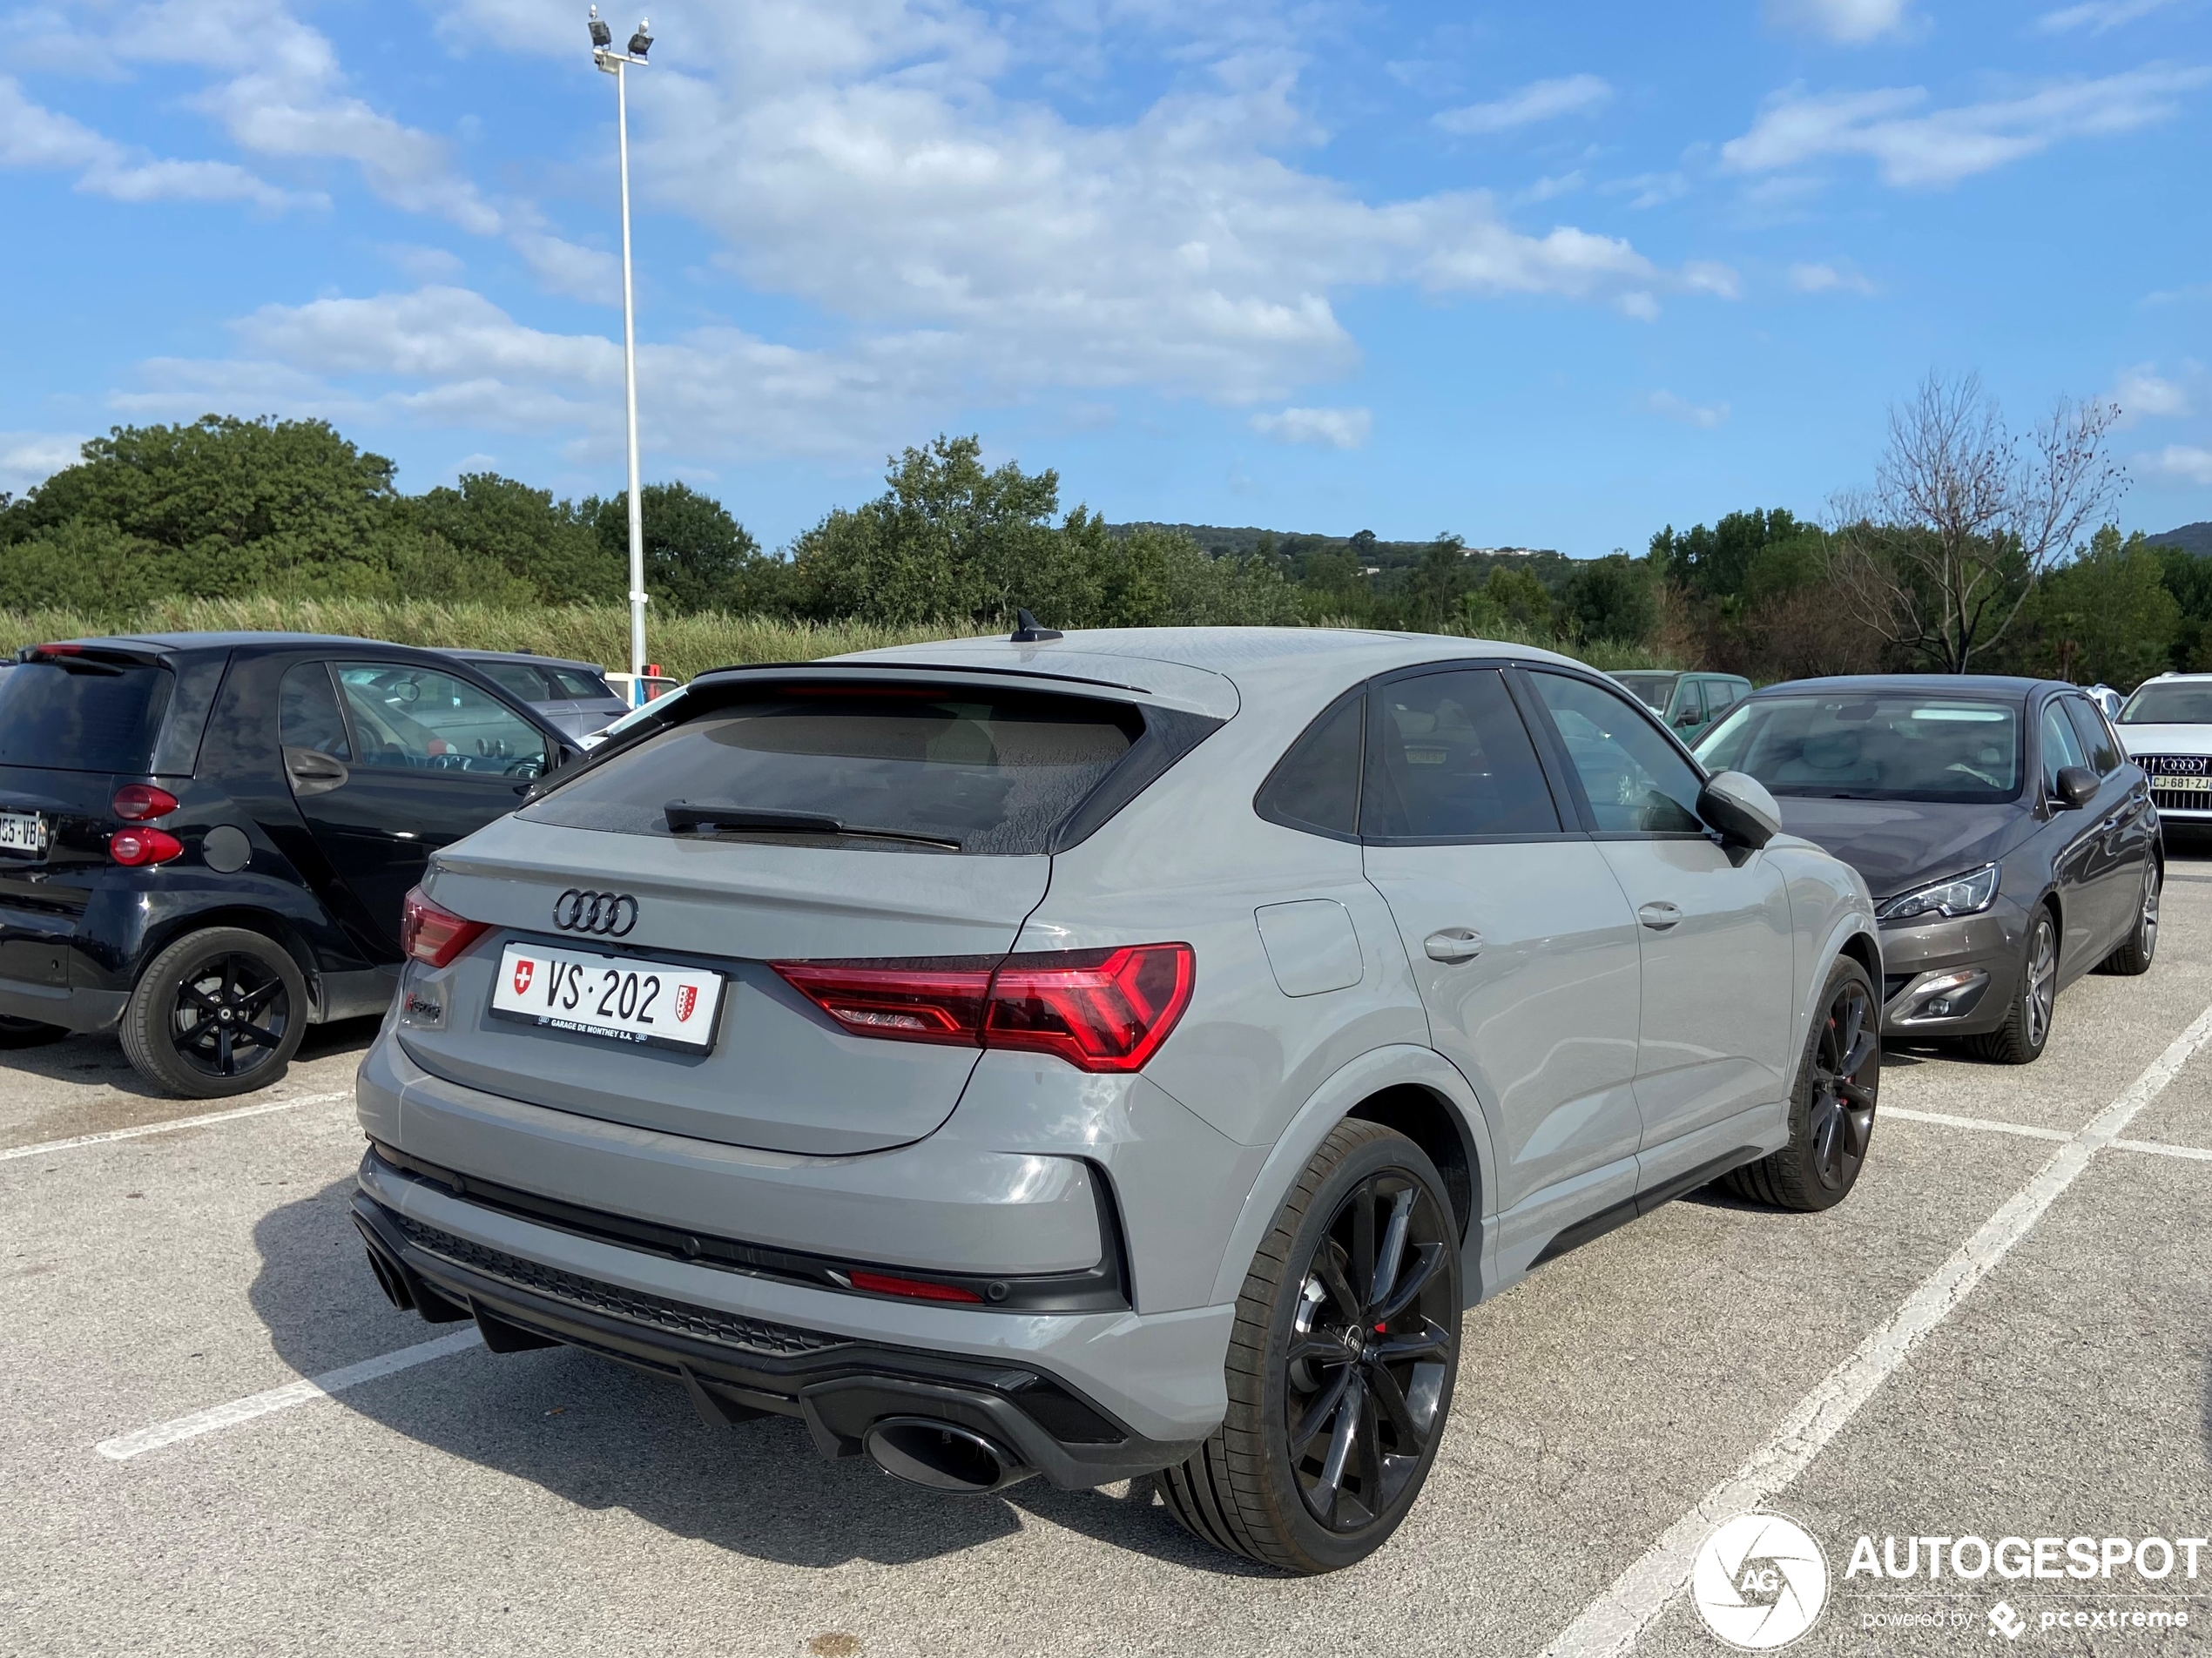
[772,943,1194,1075]
[843,1269,984,1304]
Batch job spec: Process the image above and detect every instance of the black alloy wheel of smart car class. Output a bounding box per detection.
[1158,1120,1461,1574]
[119,927,309,1100]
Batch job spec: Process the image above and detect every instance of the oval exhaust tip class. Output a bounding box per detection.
[864,1417,1031,1494]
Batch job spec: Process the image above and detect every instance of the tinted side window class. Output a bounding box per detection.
[1255,693,1364,839]
[280,662,351,760]
[2040,701,2087,795]
[1529,671,1706,834]
[478,662,552,701]
[1361,670,1559,839]
[2062,697,2121,775]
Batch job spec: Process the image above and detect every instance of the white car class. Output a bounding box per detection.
[2114,673,2212,829]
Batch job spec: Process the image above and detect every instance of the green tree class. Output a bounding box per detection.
[2026,526,2180,688]
[2157,544,2212,672]
[1563,553,1658,644]
[586,481,777,614]
[1649,509,1813,601]
[400,474,614,604]
[1460,564,1555,637]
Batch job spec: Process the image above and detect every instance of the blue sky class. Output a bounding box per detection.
[3,0,2208,554]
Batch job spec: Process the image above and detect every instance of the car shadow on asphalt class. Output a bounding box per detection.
[249,1176,1271,1576]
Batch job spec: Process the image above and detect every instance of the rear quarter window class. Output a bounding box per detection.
[0,658,174,773]
[523,686,1145,854]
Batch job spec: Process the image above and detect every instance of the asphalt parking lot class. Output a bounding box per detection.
[5,850,2210,1658]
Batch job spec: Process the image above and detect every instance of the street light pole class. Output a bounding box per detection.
[590,8,652,684]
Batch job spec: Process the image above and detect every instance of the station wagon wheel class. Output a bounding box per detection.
[1157,1120,1461,1574]
[1972,906,2058,1066]
[119,927,308,1100]
[2098,860,2159,976]
[1730,955,1881,1212]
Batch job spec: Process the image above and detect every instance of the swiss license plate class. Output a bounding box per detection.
[0,811,49,855]
[489,941,725,1050]
[2156,773,2210,792]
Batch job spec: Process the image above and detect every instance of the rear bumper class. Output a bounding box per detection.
[0,975,125,1032]
[352,1158,1224,1481]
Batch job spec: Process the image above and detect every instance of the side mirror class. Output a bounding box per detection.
[1698,770,1783,849]
[1674,709,1700,729]
[2054,765,2098,810]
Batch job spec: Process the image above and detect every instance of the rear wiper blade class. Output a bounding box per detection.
[663,801,961,850]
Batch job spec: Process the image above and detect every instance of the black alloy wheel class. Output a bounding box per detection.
[120,927,309,1099]
[1730,955,1882,1211]
[1283,1171,1458,1534]
[1806,975,1878,1195]
[1158,1120,1461,1574]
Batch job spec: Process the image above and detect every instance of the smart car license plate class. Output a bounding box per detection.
[0,811,48,856]
[489,942,724,1050]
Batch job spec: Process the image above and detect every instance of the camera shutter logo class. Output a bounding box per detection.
[553,889,639,937]
[1690,1513,1830,1650]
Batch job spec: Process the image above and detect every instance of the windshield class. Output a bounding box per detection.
[526,685,1143,853]
[1696,694,2023,803]
[2120,683,2212,725]
[0,657,174,773]
[1613,673,1675,711]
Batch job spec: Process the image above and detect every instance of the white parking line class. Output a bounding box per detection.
[97,1329,485,1461]
[0,1088,351,1163]
[1540,994,2212,1658]
[1882,1105,2072,1142]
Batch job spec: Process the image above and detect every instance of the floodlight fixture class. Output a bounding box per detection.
[628,19,652,57]
[587,5,611,48]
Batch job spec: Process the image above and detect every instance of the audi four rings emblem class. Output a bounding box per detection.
[553,889,638,936]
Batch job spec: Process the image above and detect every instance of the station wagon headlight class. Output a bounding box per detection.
[1877,863,2000,926]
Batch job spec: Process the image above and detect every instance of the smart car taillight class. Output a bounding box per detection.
[108,828,184,866]
[111,785,179,821]
[772,943,1195,1074]
[401,886,489,967]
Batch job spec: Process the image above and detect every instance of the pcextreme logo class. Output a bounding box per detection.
[1692,1513,1831,1650]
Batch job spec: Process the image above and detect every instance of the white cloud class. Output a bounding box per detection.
[1435,75,1612,137]
[0,73,310,209]
[2142,444,2212,484]
[2111,363,2192,425]
[1721,66,2212,189]
[1516,172,1586,204]
[0,431,89,495]
[1644,390,1730,429]
[2036,0,2183,33]
[1251,407,1372,448]
[1767,0,1915,44]
[1790,260,1878,294]
[1601,171,1689,209]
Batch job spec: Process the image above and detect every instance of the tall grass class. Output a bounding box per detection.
[0,597,1672,678]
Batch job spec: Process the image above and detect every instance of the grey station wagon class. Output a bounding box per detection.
[353,628,1879,1573]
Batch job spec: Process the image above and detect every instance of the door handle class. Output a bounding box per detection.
[1637,901,1683,931]
[1424,927,1484,963]
[283,746,350,797]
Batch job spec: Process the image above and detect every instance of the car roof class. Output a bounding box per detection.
[442,648,608,674]
[1747,673,2058,699]
[836,627,1594,718]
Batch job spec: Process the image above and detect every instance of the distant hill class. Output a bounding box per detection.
[1106,522,1580,590]
[2148,522,2212,556]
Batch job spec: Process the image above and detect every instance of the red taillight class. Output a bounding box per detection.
[769,958,995,1045]
[401,886,489,967]
[845,1269,983,1304]
[111,785,179,821]
[772,942,1194,1075]
[109,828,184,866]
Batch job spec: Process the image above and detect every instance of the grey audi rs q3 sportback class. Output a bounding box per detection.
[353,628,1881,1573]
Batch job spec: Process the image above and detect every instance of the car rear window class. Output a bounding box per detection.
[544,666,614,699]
[1613,673,1674,712]
[0,656,174,773]
[523,685,1144,854]
[476,662,551,701]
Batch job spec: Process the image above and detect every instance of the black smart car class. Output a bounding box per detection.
[1696,674,2161,1063]
[0,633,581,1097]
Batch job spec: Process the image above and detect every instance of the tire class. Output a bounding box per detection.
[118,927,308,1099]
[2097,860,2160,976]
[1969,905,2058,1065]
[1158,1119,1461,1574]
[0,1015,68,1048]
[1728,955,1880,1213]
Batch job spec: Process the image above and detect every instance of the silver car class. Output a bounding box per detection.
[353,628,1880,1574]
